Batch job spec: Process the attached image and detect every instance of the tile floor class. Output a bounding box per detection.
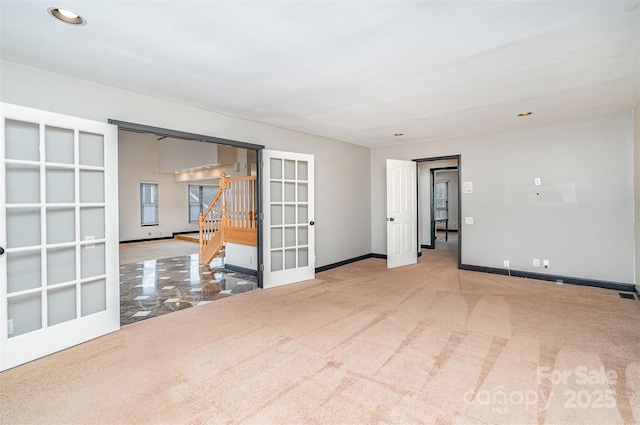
[119,253,259,326]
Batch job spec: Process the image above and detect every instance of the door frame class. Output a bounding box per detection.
[107,120,266,287]
[414,155,462,268]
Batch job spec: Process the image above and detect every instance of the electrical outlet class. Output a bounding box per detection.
[543,259,550,269]
[503,260,510,268]
[533,258,540,267]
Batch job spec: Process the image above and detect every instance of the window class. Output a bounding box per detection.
[189,185,218,223]
[140,183,158,226]
[434,181,448,220]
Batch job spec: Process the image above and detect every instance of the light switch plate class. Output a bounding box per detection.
[534,177,541,186]
[465,217,473,225]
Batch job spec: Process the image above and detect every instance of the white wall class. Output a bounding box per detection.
[118,131,205,241]
[1,60,371,268]
[225,242,257,271]
[372,112,635,284]
[157,138,218,173]
[634,101,640,292]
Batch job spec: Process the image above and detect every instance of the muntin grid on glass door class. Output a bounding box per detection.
[268,158,310,272]
[4,119,108,338]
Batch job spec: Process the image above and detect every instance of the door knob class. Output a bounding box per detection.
[0,247,4,255]
[309,221,315,226]
[387,217,395,222]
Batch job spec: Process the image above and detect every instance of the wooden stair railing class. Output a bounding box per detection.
[199,173,257,264]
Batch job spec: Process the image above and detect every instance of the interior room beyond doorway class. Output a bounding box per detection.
[417,157,461,261]
[117,130,259,325]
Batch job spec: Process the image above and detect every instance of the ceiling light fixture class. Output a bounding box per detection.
[517,112,533,117]
[48,7,86,25]
[394,133,404,136]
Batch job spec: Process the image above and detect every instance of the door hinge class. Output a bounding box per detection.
[260,161,264,168]
[259,212,264,220]
[260,264,264,272]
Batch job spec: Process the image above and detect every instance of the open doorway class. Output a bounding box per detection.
[416,156,461,263]
[111,121,264,326]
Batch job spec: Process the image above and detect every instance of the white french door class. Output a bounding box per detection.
[386,159,417,268]
[262,150,315,288]
[0,103,119,371]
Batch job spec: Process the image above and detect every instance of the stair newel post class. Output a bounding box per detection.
[198,211,204,260]
[220,173,228,243]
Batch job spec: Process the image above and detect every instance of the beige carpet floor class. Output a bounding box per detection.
[2,249,639,424]
[119,239,199,265]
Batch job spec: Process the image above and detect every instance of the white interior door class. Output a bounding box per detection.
[0,103,119,371]
[263,150,314,288]
[386,159,417,268]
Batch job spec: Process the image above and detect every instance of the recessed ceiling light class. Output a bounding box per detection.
[517,112,533,117]
[48,7,86,25]
[394,133,404,136]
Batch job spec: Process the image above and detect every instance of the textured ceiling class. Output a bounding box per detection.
[1,1,639,148]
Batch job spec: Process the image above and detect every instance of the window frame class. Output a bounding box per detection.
[140,182,159,226]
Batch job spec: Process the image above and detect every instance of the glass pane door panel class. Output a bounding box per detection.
[284,160,295,179]
[45,126,74,164]
[46,208,75,244]
[47,286,77,326]
[81,279,106,316]
[5,119,39,161]
[80,207,105,240]
[285,249,296,269]
[79,132,104,166]
[271,228,282,249]
[80,171,104,203]
[298,226,308,245]
[8,293,42,337]
[47,247,76,285]
[271,250,283,272]
[46,168,75,203]
[270,158,282,179]
[284,205,295,225]
[297,183,308,202]
[298,248,309,267]
[7,251,41,293]
[270,182,282,202]
[7,208,40,248]
[81,243,105,278]
[284,182,295,202]
[270,205,282,225]
[298,206,308,224]
[6,164,40,204]
[297,161,308,181]
[285,227,296,247]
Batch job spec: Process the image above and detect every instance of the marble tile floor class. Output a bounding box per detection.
[119,254,259,326]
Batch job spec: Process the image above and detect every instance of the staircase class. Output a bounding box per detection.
[199,173,257,264]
